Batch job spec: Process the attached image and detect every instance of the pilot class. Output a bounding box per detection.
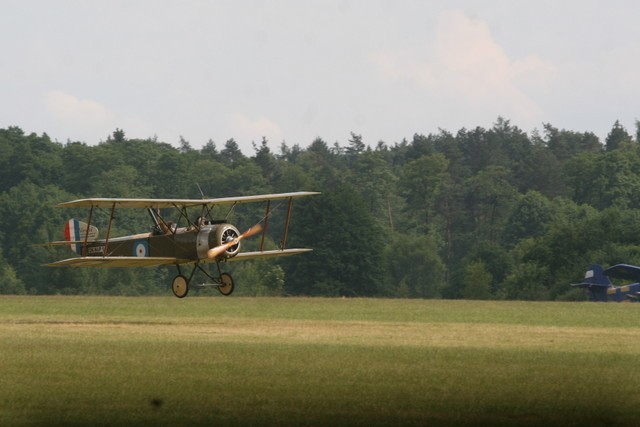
[185,217,206,231]
[159,221,176,234]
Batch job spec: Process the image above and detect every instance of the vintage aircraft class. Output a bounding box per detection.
[572,264,640,302]
[45,191,319,297]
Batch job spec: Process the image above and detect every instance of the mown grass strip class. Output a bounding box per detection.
[2,296,640,327]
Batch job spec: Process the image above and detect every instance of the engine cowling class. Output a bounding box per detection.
[196,223,241,260]
[212,224,241,258]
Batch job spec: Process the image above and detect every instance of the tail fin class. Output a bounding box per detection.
[581,265,611,286]
[64,219,99,254]
[572,264,611,301]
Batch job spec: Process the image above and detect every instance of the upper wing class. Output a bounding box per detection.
[55,191,320,209]
[46,256,189,268]
[604,264,640,281]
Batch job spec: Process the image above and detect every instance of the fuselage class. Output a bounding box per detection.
[77,223,240,261]
[606,283,640,302]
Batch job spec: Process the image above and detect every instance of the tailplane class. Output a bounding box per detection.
[64,219,99,254]
[572,264,611,301]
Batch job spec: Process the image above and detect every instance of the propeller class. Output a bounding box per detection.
[207,224,263,260]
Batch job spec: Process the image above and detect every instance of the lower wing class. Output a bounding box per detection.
[46,257,186,268]
[45,249,311,268]
[227,248,312,262]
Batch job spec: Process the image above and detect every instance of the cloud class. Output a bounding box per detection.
[371,10,556,126]
[229,113,283,145]
[44,90,115,126]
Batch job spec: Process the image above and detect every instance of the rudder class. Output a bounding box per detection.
[64,219,98,254]
[572,264,611,301]
[581,264,611,286]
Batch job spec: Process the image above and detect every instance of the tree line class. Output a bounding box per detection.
[1,118,640,299]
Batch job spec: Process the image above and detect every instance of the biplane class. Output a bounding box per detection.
[572,264,640,302]
[45,192,319,297]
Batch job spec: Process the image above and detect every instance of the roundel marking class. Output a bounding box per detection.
[134,240,149,257]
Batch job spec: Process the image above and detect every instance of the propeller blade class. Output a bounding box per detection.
[242,224,264,239]
[207,240,237,259]
[207,224,263,260]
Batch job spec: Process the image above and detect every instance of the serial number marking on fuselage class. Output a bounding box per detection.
[87,246,106,255]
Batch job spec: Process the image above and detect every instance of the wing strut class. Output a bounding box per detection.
[280,197,293,250]
[82,206,94,256]
[172,204,190,233]
[224,202,238,220]
[260,200,271,251]
[104,203,116,255]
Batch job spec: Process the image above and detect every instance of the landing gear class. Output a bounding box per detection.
[218,272,235,296]
[172,274,189,298]
[170,264,234,298]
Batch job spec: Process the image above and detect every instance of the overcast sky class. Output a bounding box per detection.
[2,0,639,154]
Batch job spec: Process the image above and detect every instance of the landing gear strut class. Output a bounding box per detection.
[171,263,234,298]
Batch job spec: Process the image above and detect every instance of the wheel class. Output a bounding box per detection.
[217,273,234,296]
[172,275,189,298]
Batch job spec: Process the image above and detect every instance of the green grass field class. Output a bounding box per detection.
[1,296,639,426]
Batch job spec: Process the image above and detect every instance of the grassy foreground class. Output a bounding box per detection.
[1,297,639,426]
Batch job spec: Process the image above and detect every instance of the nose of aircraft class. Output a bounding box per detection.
[207,224,263,260]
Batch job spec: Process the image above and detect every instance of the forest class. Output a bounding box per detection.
[2,118,640,300]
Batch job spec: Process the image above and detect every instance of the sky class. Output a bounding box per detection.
[2,0,640,154]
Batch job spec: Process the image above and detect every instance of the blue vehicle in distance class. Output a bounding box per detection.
[572,264,640,302]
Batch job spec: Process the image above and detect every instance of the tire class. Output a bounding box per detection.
[172,275,189,298]
[217,273,234,296]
